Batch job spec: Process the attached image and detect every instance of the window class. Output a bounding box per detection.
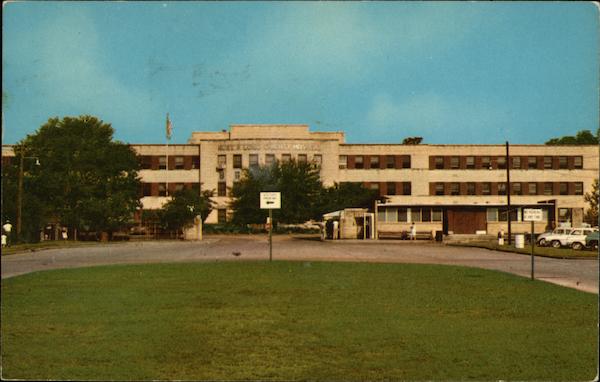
[450,183,460,195]
[378,210,386,222]
[298,154,307,164]
[558,208,571,223]
[265,154,275,167]
[466,156,475,169]
[544,156,553,169]
[370,156,379,168]
[386,156,395,169]
[574,156,583,169]
[482,182,491,195]
[574,182,583,195]
[158,183,167,196]
[435,183,444,196]
[281,154,291,163]
[192,157,200,169]
[528,157,537,169]
[174,156,184,170]
[386,208,397,222]
[402,156,411,169]
[218,170,225,180]
[217,209,227,224]
[140,156,153,169]
[512,182,522,195]
[339,155,347,169]
[402,182,411,196]
[142,183,152,196]
[410,208,421,222]
[249,154,259,169]
[528,182,537,195]
[398,208,408,222]
[158,156,167,170]
[467,182,476,195]
[450,156,459,169]
[559,156,568,169]
[421,208,431,222]
[512,157,521,169]
[481,156,491,169]
[432,209,442,222]
[234,170,241,181]
[233,154,242,169]
[498,209,516,222]
[174,183,184,193]
[313,154,322,166]
[355,156,364,169]
[217,155,226,169]
[435,156,444,169]
[218,182,226,197]
[544,182,553,195]
[559,182,568,195]
[369,182,379,193]
[497,183,506,195]
[487,208,498,222]
[497,156,506,169]
[386,182,396,195]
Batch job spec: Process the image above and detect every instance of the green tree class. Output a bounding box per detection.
[19,115,141,239]
[402,136,423,145]
[584,178,598,226]
[160,188,215,232]
[230,161,322,225]
[545,129,599,145]
[314,182,379,219]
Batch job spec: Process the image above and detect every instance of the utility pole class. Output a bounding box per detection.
[506,141,512,245]
[16,148,24,241]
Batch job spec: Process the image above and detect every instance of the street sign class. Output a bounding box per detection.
[260,192,281,209]
[523,208,543,222]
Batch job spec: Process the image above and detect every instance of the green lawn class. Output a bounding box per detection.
[1,261,597,380]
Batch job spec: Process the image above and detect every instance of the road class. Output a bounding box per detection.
[2,235,597,293]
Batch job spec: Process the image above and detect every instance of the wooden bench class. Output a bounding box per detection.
[378,231,433,240]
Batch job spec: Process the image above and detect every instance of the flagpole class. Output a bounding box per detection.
[166,113,170,197]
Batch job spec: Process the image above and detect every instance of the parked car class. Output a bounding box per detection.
[537,228,572,247]
[585,231,599,251]
[548,228,597,249]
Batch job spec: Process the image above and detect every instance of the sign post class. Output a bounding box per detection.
[523,208,543,280]
[260,192,281,262]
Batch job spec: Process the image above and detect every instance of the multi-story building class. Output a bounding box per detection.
[3,124,597,237]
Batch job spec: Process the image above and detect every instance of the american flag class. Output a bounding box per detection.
[166,113,173,140]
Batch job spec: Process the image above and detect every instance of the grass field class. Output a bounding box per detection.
[1,261,597,380]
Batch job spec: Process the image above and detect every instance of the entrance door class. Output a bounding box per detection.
[447,209,486,234]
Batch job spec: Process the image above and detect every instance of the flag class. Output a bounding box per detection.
[166,113,173,140]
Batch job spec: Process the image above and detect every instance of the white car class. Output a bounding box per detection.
[537,228,572,247]
[545,227,597,249]
[567,228,598,250]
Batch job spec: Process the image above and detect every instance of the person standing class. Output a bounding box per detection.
[410,222,416,241]
[3,220,13,247]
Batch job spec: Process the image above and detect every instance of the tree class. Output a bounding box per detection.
[160,188,215,232]
[584,178,598,226]
[545,129,599,145]
[402,137,423,145]
[230,161,322,225]
[19,115,141,239]
[314,182,379,219]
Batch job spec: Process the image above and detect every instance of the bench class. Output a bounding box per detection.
[378,231,433,240]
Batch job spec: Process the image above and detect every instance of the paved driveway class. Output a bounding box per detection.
[2,235,597,293]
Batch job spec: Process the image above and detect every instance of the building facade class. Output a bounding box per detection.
[3,124,598,236]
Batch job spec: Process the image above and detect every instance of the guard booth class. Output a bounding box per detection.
[323,208,373,240]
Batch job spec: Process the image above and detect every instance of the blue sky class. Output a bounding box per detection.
[2,1,598,144]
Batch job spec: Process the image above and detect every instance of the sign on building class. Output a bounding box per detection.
[523,208,543,222]
[260,192,281,209]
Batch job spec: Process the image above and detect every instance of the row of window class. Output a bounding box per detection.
[429,182,584,196]
[139,155,200,170]
[339,155,411,169]
[363,182,411,197]
[377,207,443,223]
[140,182,198,197]
[430,155,583,170]
[217,153,322,169]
